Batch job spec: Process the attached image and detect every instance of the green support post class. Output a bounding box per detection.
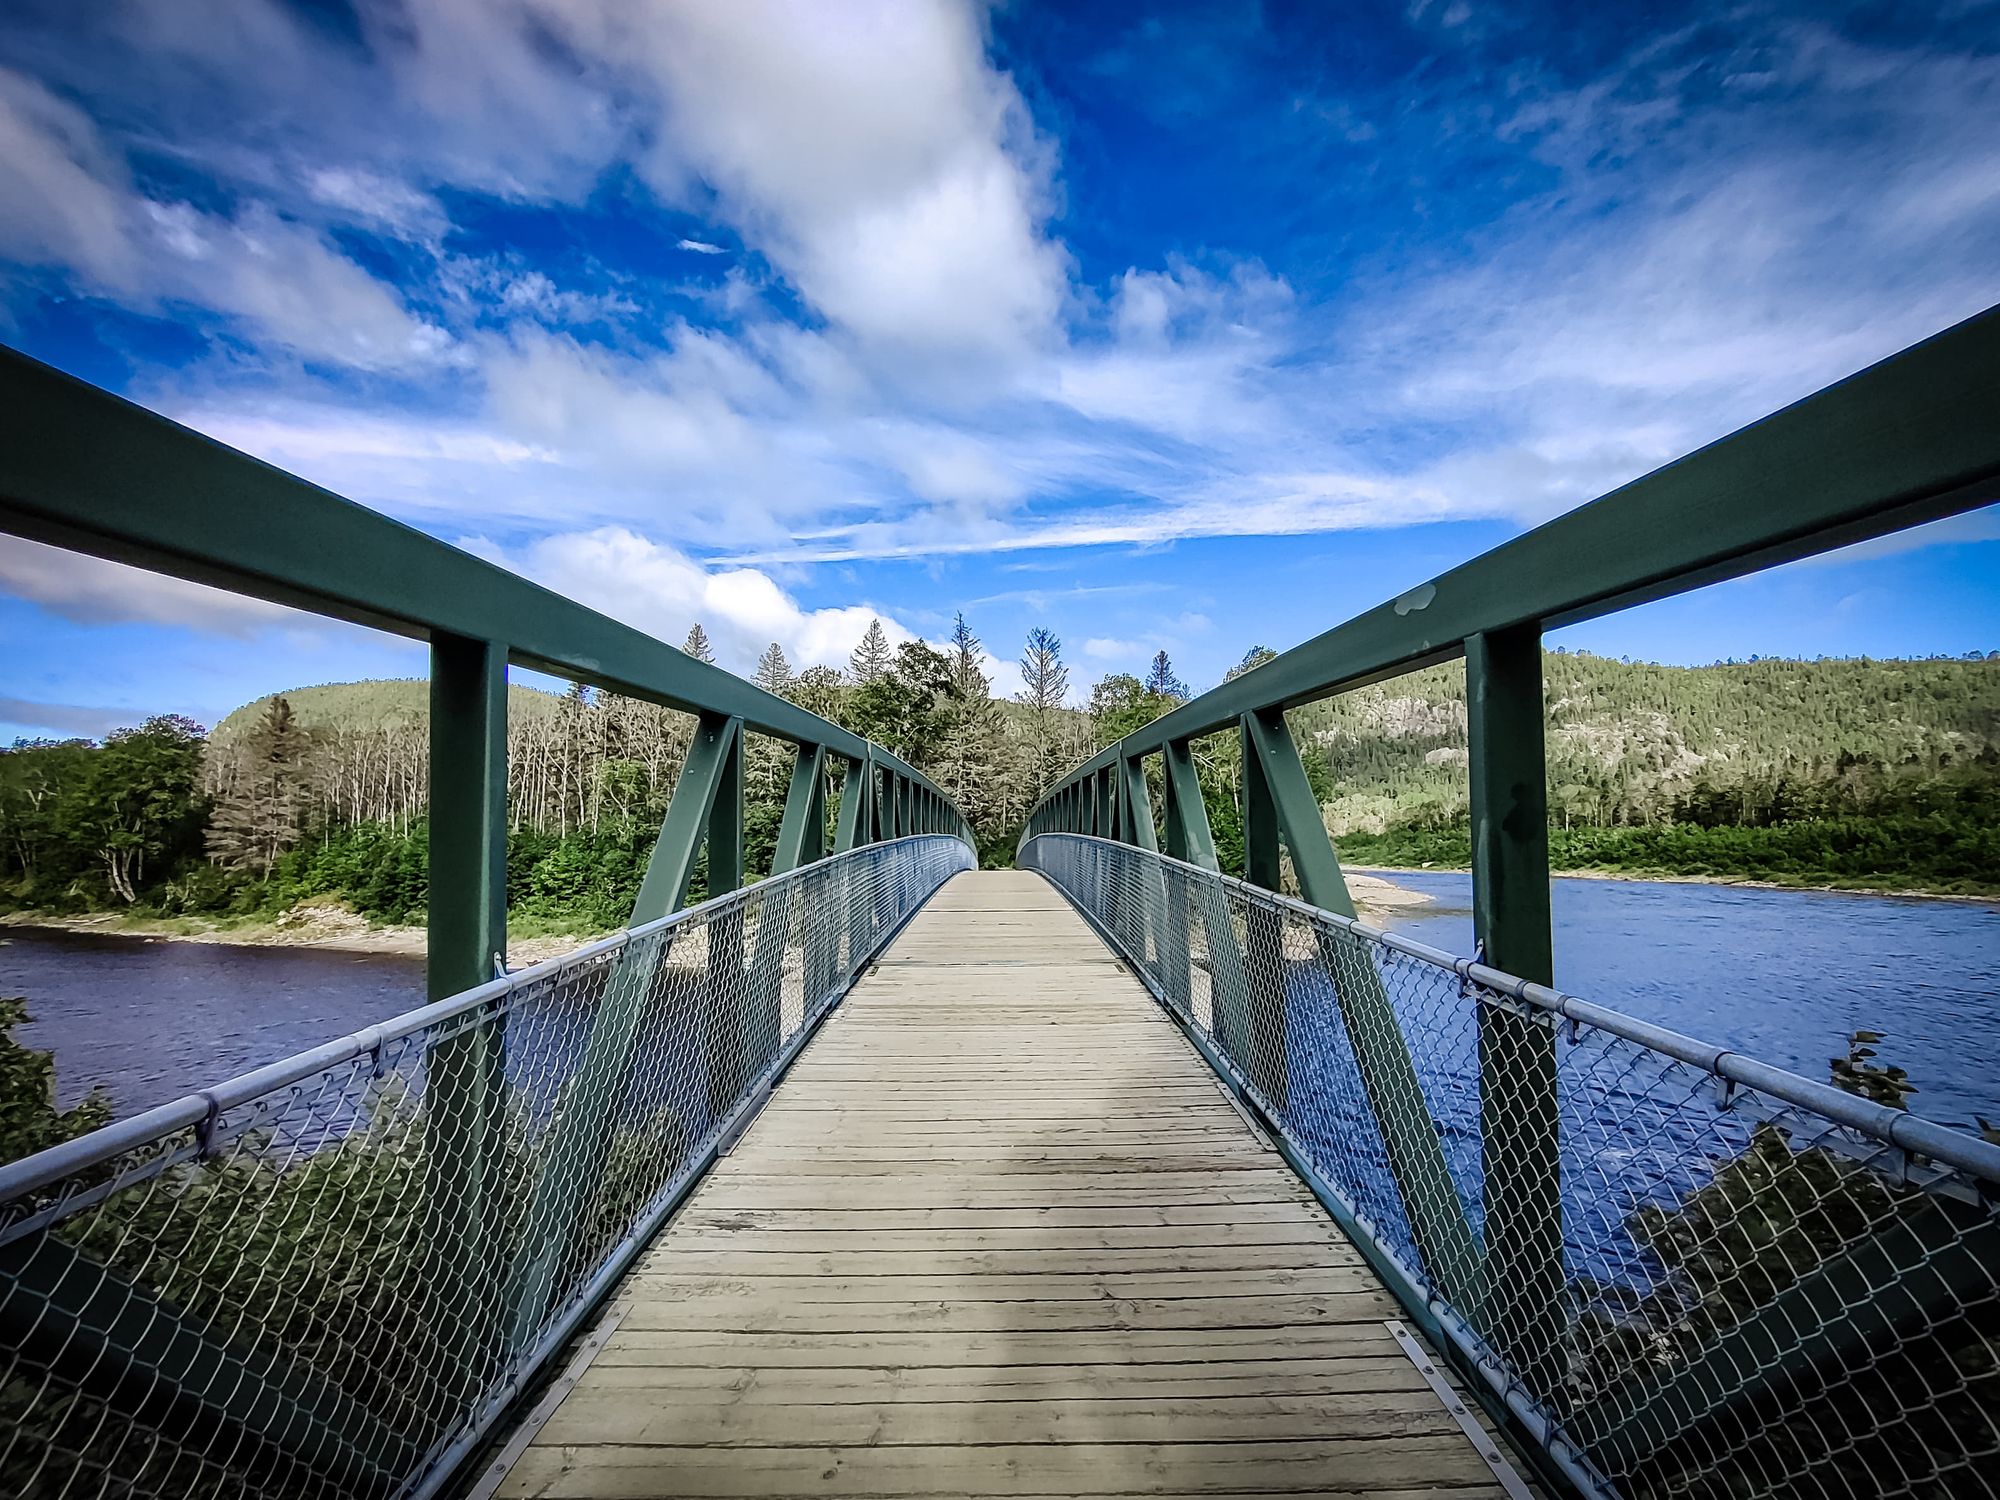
[503,714,742,1349]
[834,755,871,978]
[1162,740,1218,869]
[771,745,828,875]
[1121,755,1158,852]
[1164,736,1252,1063]
[1239,706,1484,1312]
[748,744,827,1098]
[631,716,744,922]
[1237,712,1291,1107]
[701,721,747,1118]
[1466,625,1563,1403]
[833,754,869,853]
[423,634,509,1407]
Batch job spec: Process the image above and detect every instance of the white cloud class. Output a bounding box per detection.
[1082,637,1141,663]
[0,535,310,636]
[465,525,920,677]
[3,0,1996,588]
[0,67,448,370]
[538,1,1071,380]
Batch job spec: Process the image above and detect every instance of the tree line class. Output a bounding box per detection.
[1,634,1993,928]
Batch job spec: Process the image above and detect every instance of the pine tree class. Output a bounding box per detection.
[948,613,985,698]
[206,696,310,877]
[850,618,893,685]
[1018,627,1069,794]
[938,616,1006,856]
[1225,645,1278,681]
[754,642,794,698]
[683,623,716,663]
[1145,650,1189,700]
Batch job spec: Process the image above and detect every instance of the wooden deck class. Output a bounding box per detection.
[494,870,1522,1499]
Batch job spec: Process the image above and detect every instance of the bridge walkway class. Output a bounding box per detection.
[493,870,1523,1499]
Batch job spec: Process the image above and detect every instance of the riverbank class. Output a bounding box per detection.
[0,867,1442,962]
[1352,863,2000,906]
[0,905,602,966]
[1344,872,1435,922]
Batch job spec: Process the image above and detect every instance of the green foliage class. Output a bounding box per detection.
[207,695,313,877]
[1565,1041,2000,1498]
[1828,1029,1918,1108]
[0,996,112,1163]
[0,716,209,908]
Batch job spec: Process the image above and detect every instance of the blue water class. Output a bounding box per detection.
[1365,871,2000,1130]
[1240,874,2000,1297]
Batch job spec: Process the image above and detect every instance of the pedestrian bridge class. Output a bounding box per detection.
[0,313,1997,1500]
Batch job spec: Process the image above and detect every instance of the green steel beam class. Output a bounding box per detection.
[1121,754,1159,853]
[1465,626,1563,1405]
[1240,708,1351,915]
[427,636,510,997]
[832,756,869,853]
[1240,706,1484,1312]
[630,715,742,923]
[0,346,954,812]
[1033,305,2000,805]
[505,712,743,1347]
[771,745,828,876]
[706,723,744,896]
[422,634,509,1412]
[1161,740,1219,871]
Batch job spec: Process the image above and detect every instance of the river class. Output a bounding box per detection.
[1368,870,2000,1131]
[2,874,1996,1129]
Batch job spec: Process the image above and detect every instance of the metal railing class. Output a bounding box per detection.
[1023,833,2000,1500]
[0,834,972,1500]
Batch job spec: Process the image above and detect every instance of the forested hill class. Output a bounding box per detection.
[1290,651,1999,836]
[1,644,1992,931]
[213,680,561,741]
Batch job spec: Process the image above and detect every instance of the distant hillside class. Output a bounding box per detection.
[1286,652,1998,834]
[214,679,564,742]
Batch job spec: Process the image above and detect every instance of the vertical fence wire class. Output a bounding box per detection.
[0,834,972,1500]
[1021,833,2000,1500]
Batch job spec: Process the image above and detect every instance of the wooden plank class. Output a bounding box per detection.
[537,1393,1464,1446]
[494,870,1531,1500]
[498,1437,1504,1496]
[575,1357,1430,1400]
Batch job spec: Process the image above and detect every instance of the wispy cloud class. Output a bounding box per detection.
[0,0,1992,598]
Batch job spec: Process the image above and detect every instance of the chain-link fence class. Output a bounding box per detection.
[0,834,971,1500]
[1021,833,2000,1500]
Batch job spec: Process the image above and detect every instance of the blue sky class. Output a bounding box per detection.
[0,0,1995,740]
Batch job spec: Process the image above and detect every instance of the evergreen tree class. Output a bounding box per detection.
[1018,628,1070,795]
[754,642,794,698]
[939,615,1009,852]
[1226,645,1278,681]
[1146,650,1190,701]
[850,618,893,685]
[683,623,716,663]
[947,613,985,698]
[207,697,309,878]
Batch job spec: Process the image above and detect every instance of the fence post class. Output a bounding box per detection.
[1466,625,1562,1403]
[702,719,747,1119]
[502,713,741,1350]
[423,632,509,1409]
[1240,705,1483,1312]
[1163,738,1249,1057]
[1236,713,1293,1108]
